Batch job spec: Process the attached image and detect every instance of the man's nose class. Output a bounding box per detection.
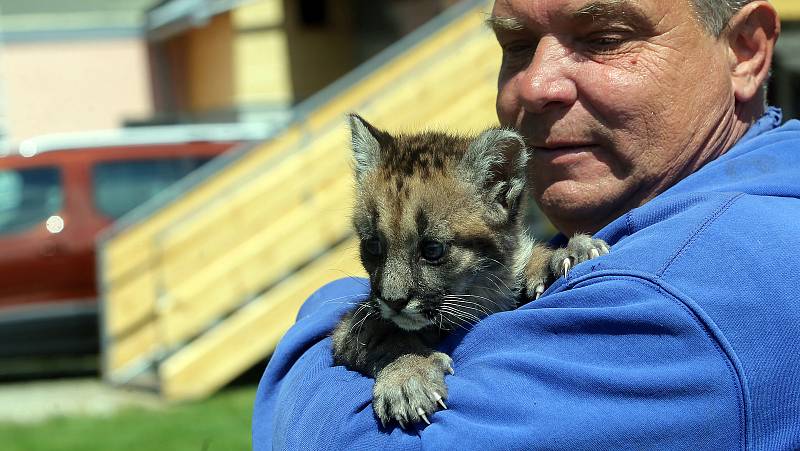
[518,36,578,114]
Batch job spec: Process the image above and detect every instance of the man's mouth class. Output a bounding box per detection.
[531,142,600,165]
[533,141,597,151]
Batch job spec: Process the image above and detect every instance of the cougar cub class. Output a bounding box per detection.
[332,115,609,427]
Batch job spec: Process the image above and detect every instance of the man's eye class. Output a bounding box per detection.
[593,37,623,47]
[501,41,536,61]
[584,34,627,53]
[504,42,532,53]
[421,240,447,263]
[364,237,383,256]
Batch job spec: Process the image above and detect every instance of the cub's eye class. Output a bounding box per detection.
[364,237,383,256]
[421,240,446,263]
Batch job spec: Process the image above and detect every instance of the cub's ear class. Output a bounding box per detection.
[460,128,528,214]
[348,114,389,183]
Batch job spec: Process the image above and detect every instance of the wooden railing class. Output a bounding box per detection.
[99,0,500,401]
[775,0,800,19]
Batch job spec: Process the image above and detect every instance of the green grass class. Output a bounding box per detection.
[0,386,257,451]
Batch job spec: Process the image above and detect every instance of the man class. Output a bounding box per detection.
[253,0,799,449]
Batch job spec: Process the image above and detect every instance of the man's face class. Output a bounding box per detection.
[492,0,735,234]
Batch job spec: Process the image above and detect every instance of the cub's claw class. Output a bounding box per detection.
[433,391,448,410]
[533,283,545,300]
[550,234,609,278]
[418,408,431,425]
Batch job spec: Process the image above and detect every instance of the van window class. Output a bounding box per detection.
[92,157,211,219]
[0,167,63,235]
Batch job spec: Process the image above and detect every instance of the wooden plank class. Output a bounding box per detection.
[106,0,490,271]
[158,174,354,347]
[156,135,350,286]
[159,238,365,401]
[775,0,800,20]
[382,47,499,130]
[106,321,160,376]
[433,76,499,131]
[105,269,158,337]
[156,143,352,296]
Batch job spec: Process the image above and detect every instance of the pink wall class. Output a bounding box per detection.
[1,39,153,142]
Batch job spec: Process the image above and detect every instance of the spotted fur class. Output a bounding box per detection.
[331,115,604,427]
[330,114,549,427]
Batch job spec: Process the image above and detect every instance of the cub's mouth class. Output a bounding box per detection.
[377,297,433,331]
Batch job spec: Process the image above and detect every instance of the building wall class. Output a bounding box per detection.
[145,0,460,120]
[150,0,293,121]
[232,0,293,108]
[1,38,153,142]
[185,13,236,113]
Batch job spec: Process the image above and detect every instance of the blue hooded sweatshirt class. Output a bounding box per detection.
[252,109,800,450]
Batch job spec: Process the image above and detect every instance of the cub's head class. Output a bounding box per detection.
[348,114,529,331]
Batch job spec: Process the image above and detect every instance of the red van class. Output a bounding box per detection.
[0,124,272,375]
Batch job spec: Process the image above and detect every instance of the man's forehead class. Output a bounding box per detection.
[489,0,665,31]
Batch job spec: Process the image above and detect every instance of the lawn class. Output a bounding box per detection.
[0,385,257,451]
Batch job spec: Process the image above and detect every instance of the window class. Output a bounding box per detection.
[0,167,63,235]
[92,157,211,219]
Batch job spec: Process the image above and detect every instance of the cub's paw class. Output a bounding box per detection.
[550,234,610,277]
[524,243,554,301]
[373,352,453,428]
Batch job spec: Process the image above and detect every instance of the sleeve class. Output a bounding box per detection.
[252,274,747,451]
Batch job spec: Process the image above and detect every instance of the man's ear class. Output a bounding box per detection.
[725,1,780,104]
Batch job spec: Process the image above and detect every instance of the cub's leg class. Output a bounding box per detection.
[523,234,610,301]
[332,307,452,427]
[523,242,555,300]
[372,351,452,427]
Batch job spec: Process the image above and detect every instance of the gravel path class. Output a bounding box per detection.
[0,378,162,424]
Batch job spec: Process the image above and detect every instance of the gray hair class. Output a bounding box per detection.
[692,0,770,105]
[691,0,754,36]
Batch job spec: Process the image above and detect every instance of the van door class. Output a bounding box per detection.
[90,156,212,220]
[0,166,76,309]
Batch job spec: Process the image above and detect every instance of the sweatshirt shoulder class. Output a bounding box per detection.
[585,193,745,277]
[587,189,799,281]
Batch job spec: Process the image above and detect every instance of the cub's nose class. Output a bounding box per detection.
[382,297,409,313]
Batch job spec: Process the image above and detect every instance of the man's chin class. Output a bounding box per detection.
[535,181,624,234]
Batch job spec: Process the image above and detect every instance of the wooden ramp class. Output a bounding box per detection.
[99,0,500,401]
